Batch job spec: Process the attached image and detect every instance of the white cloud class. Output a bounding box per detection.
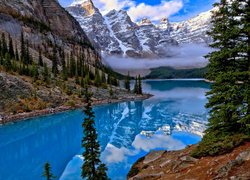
[94,0,135,15]
[132,132,185,151]
[103,44,211,71]
[102,143,137,164]
[128,0,183,22]
[92,0,183,21]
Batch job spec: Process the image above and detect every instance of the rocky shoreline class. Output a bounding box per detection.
[0,94,152,125]
[128,142,250,180]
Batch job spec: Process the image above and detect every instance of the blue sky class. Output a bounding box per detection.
[59,0,217,22]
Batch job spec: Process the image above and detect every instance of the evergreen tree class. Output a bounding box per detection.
[124,72,131,92]
[192,0,250,158]
[4,53,12,71]
[109,85,113,97]
[8,34,14,58]
[85,72,90,85]
[0,35,2,65]
[15,44,19,61]
[24,40,31,65]
[101,71,106,84]
[133,77,138,94]
[80,77,86,88]
[42,162,55,180]
[97,164,109,180]
[138,75,142,95]
[20,31,25,62]
[94,68,101,87]
[43,62,50,84]
[70,52,76,78]
[204,0,250,135]
[60,49,68,80]
[81,87,108,180]
[52,46,58,76]
[107,74,111,85]
[32,63,39,81]
[39,48,43,66]
[1,33,7,56]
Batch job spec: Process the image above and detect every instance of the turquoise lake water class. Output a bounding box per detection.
[0,80,210,180]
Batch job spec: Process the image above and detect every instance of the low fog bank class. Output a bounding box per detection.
[102,44,212,76]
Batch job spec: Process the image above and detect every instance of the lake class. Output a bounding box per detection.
[0,80,210,180]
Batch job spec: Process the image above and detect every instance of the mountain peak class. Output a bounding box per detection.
[138,17,152,26]
[160,17,169,24]
[71,0,92,6]
[70,0,96,16]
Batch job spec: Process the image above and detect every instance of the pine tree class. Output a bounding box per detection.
[138,75,142,95]
[31,63,39,81]
[204,0,250,135]
[94,68,101,87]
[133,76,138,94]
[4,53,12,71]
[109,85,113,97]
[43,62,50,84]
[191,0,250,158]
[8,34,14,59]
[97,164,109,180]
[42,162,55,180]
[101,71,106,84]
[20,31,25,62]
[39,48,43,66]
[1,33,7,56]
[0,35,2,65]
[81,87,108,180]
[70,52,76,78]
[52,46,58,76]
[124,72,131,92]
[15,44,19,61]
[84,72,90,85]
[24,40,31,65]
[107,74,111,85]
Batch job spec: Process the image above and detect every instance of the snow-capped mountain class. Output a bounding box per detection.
[168,10,213,44]
[67,0,212,58]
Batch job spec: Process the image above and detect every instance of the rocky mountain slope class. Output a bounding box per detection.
[128,142,250,180]
[0,0,100,66]
[67,0,213,58]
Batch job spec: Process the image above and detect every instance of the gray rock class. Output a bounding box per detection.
[236,149,250,162]
[0,73,33,110]
[143,150,165,164]
[180,156,198,163]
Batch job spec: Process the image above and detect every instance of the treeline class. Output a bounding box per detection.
[145,66,208,79]
[0,32,119,88]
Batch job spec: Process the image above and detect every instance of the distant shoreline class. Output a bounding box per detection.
[0,94,152,125]
[143,78,207,81]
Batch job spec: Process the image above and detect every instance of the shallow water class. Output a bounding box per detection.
[0,80,210,180]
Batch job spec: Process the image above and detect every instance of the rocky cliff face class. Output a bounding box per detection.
[67,0,212,58]
[0,0,100,66]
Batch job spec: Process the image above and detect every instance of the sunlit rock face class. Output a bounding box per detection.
[67,0,213,58]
